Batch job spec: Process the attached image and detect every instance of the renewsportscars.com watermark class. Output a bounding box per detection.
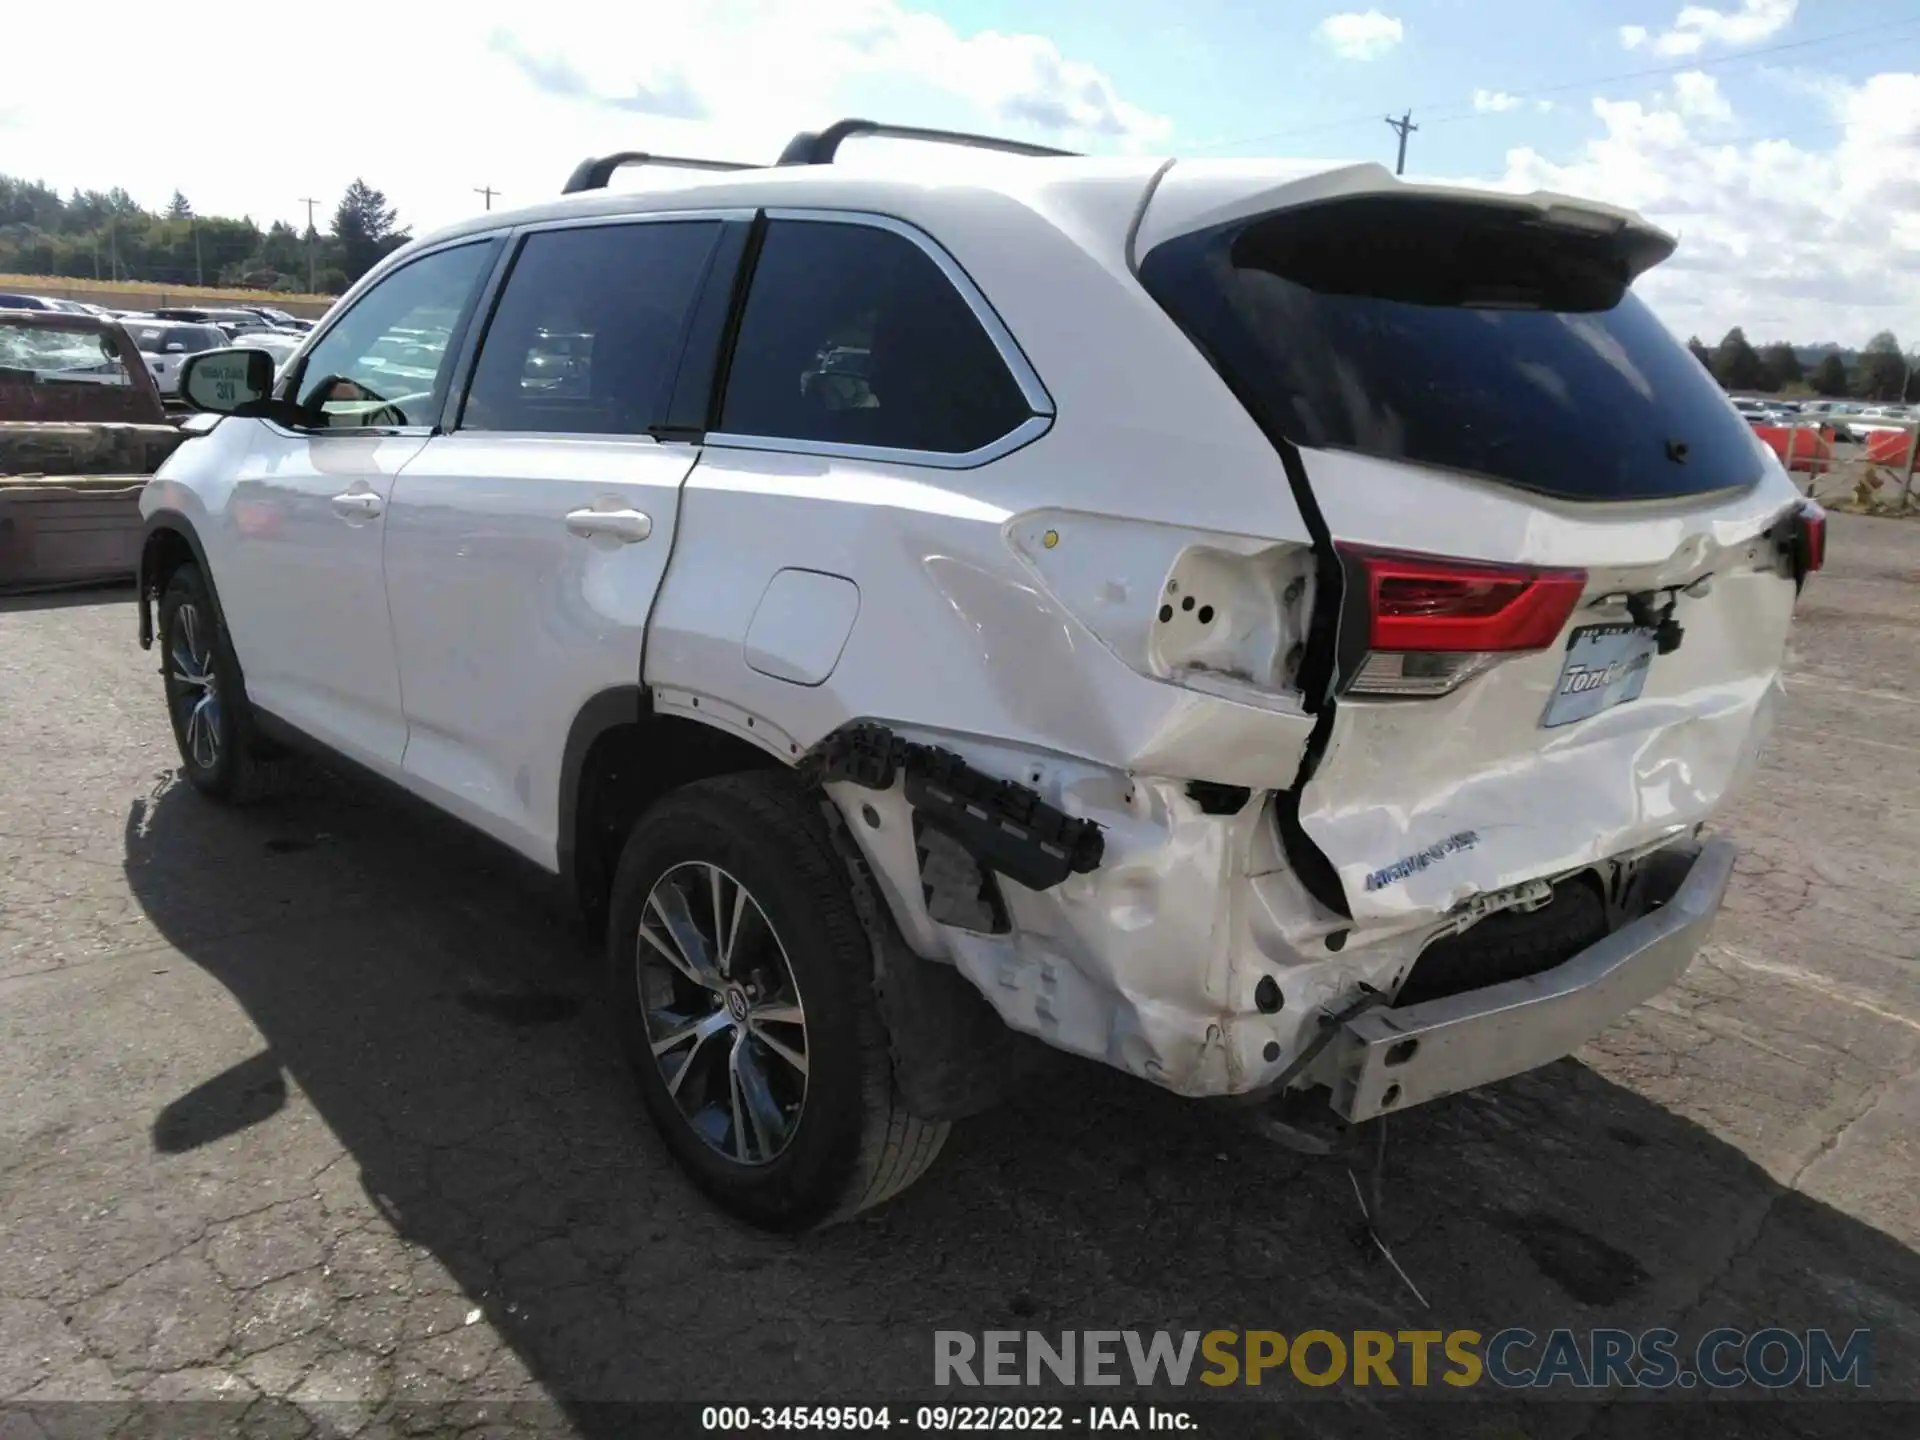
[934,1328,1873,1391]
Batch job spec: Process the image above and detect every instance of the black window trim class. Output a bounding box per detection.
[704,207,1055,471]
[271,233,505,439]
[436,207,756,442]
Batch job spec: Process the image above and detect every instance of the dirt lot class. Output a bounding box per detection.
[1,514,1917,1438]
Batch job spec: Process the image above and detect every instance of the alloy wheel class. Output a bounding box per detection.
[168,602,222,771]
[635,861,809,1165]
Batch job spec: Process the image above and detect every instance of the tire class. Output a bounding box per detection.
[157,564,295,805]
[1395,875,1609,1006]
[606,772,948,1231]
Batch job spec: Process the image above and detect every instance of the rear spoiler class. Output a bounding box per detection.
[1135,160,1677,280]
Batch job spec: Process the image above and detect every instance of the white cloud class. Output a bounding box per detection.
[0,0,1170,238]
[1492,64,1920,343]
[1314,10,1406,61]
[1671,71,1734,121]
[1473,90,1524,113]
[1631,1,1798,60]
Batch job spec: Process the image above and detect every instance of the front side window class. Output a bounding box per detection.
[459,220,720,436]
[718,219,1032,456]
[293,241,494,428]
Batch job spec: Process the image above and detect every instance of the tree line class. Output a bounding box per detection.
[0,176,412,295]
[1687,327,1916,403]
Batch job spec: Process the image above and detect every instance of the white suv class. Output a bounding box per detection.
[136,120,1826,1231]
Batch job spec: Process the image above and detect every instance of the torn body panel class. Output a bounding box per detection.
[1293,447,1800,927]
[810,719,1433,1097]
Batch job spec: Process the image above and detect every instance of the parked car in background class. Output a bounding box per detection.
[232,305,310,331]
[1732,397,1789,425]
[2,308,183,591]
[145,306,275,339]
[0,294,61,311]
[233,330,304,376]
[124,321,231,397]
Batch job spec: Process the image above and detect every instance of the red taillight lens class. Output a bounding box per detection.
[1346,546,1588,653]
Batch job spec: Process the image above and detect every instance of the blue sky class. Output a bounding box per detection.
[833,0,1914,177]
[5,0,1918,343]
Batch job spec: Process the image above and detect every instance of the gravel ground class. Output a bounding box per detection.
[1,513,1916,1439]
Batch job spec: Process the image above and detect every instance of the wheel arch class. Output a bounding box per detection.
[559,686,790,937]
[137,510,220,651]
[139,509,279,758]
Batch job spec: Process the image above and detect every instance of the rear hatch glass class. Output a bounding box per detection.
[1138,194,1764,503]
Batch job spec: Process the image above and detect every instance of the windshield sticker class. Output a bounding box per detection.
[1365,830,1482,893]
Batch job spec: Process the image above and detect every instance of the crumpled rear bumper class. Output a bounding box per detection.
[1325,837,1736,1122]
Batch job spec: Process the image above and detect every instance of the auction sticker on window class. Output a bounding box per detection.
[1542,623,1656,729]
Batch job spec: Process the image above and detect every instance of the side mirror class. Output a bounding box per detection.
[180,347,276,414]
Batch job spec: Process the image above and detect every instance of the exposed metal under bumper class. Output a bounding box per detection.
[1327,837,1737,1122]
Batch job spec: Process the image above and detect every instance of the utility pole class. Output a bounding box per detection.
[474,185,499,211]
[193,219,204,286]
[299,196,320,292]
[1384,110,1418,175]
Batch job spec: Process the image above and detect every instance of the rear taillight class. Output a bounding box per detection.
[1339,545,1587,698]
[1796,500,1826,577]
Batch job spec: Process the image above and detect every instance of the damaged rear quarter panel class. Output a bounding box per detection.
[643,424,1374,1094]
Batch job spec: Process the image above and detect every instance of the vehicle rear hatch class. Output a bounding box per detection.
[1135,164,1814,925]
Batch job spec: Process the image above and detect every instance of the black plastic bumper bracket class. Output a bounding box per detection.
[804,722,1105,892]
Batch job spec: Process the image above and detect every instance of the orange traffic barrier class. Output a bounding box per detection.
[1862,427,1917,469]
[1752,425,1834,473]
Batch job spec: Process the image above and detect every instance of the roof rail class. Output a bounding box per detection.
[561,151,758,195]
[776,119,1080,167]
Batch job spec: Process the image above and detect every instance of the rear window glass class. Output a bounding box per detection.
[0,321,135,384]
[1139,196,1765,502]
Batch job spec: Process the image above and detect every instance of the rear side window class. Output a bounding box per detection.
[1139,197,1765,502]
[460,220,720,436]
[718,219,1032,457]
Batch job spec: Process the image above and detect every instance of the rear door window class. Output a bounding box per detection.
[717,218,1034,458]
[1139,196,1765,502]
[459,220,720,437]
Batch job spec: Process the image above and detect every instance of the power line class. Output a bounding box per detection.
[1190,12,1920,155]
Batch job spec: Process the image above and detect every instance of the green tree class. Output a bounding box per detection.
[165,190,192,219]
[1810,352,1850,397]
[1758,342,1802,391]
[1687,336,1714,373]
[330,179,409,284]
[1712,327,1765,392]
[1853,331,1909,402]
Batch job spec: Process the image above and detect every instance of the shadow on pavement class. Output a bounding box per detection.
[0,578,135,614]
[120,762,1919,1439]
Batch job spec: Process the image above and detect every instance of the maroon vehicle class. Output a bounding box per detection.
[0,310,188,592]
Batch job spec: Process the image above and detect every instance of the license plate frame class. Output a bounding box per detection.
[1541,623,1657,729]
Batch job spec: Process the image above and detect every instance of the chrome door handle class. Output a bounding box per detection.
[565,507,653,543]
[331,491,383,519]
